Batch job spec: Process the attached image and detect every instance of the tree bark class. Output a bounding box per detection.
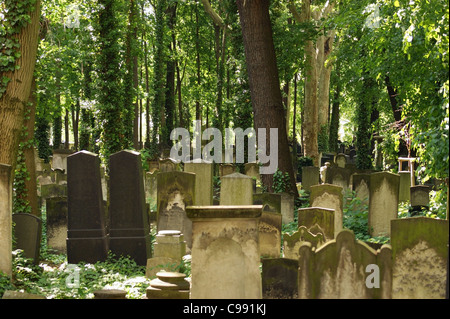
[0,0,41,173]
[237,0,298,196]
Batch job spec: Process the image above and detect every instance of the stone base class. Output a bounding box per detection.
[109,235,151,266]
[67,236,108,264]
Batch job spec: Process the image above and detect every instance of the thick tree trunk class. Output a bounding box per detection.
[237,0,298,196]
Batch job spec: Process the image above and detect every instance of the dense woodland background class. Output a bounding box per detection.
[1,0,448,216]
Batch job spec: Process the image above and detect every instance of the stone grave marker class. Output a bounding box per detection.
[399,171,411,202]
[279,192,295,224]
[324,166,353,193]
[298,229,392,299]
[301,166,320,193]
[0,163,12,277]
[67,151,108,264]
[186,205,263,299]
[334,153,347,168]
[45,196,68,253]
[220,172,254,205]
[159,158,180,172]
[352,173,371,211]
[262,258,298,299]
[244,162,260,182]
[108,150,151,266]
[51,149,74,172]
[309,184,344,237]
[391,217,449,299]
[410,185,431,207]
[253,193,282,258]
[12,213,42,264]
[184,161,213,206]
[283,226,325,260]
[368,171,400,237]
[297,207,335,241]
[157,171,195,249]
[219,163,235,177]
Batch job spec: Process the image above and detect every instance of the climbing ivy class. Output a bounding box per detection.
[0,0,37,98]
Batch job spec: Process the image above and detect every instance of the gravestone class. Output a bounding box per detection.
[187,205,263,299]
[145,170,158,213]
[157,171,195,249]
[67,151,108,264]
[283,226,325,260]
[40,183,67,202]
[262,258,298,299]
[369,171,400,237]
[159,158,180,172]
[398,171,411,202]
[219,163,235,177]
[0,163,12,277]
[298,229,392,299]
[334,153,347,168]
[184,161,213,206]
[324,166,353,193]
[108,150,151,266]
[352,173,371,211]
[301,166,320,193]
[2,290,46,299]
[253,193,282,258]
[51,149,74,172]
[12,213,42,264]
[244,162,260,182]
[309,184,344,237]
[220,172,254,205]
[410,185,431,207]
[45,196,68,253]
[297,207,335,241]
[391,217,449,299]
[279,192,295,224]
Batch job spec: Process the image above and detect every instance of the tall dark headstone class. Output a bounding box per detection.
[67,151,108,264]
[108,150,151,265]
[12,213,42,264]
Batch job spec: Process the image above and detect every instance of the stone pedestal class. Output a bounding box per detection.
[146,272,190,299]
[187,205,263,299]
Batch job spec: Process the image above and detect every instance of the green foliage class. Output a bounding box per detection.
[318,123,329,153]
[343,190,370,241]
[272,169,290,193]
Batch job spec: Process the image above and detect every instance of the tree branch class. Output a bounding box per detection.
[201,0,224,28]
[288,1,303,23]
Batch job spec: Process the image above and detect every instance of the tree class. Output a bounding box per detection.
[237,0,298,196]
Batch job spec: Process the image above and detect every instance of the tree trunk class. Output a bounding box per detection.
[0,0,41,172]
[237,0,298,196]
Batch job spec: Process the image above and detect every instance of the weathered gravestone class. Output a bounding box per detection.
[108,150,151,266]
[220,172,254,205]
[410,185,431,207]
[12,213,42,264]
[187,205,263,299]
[45,196,68,253]
[0,163,12,277]
[283,226,325,260]
[279,192,295,224]
[334,153,347,168]
[310,184,344,237]
[369,171,400,237]
[40,183,67,205]
[297,207,335,241]
[159,158,181,172]
[301,166,320,193]
[244,162,260,182]
[51,149,74,172]
[184,161,213,206]
[324,166,353,193]
[157,171,195,249]
[253,193,282,258]
[67,151,108,264]
[262,258,298,299]
[298,229,392,299]
[399,171,411,202]
[219,163,236,177]
[391,217,449,299]
[352,173,371,212]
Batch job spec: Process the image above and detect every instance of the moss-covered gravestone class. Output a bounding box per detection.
[391,217,449,299]
[298,207,335,241]
[67,151,108,264]
[184,161,213,206]
[220,172,254,205]
[12,213,42,264]
[262,258,298,299]
[108,150,151,266]
[283,226,325,260]
[46,196,68,254]
[301,166,320,193]
[157,171,195,249]
[369,171,399,237]
[310,184,343,237]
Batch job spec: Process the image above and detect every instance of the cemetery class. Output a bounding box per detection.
[0,0,448,304]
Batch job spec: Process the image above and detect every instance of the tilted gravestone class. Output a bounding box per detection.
[298,229,392,299]
[184,161,213,206]
[262,258,298,299]
[297,207,335,241]
[391,217,449,299]
[368,171,400,237]
[108,150,151,266]
[45,196,68,253]
[310,184,344,237]
[12,213,42,264]
[186,205,263,299]
[253,193,282,258]
[279,192,295,224]
[157,171,195,249]
[67,151,108,264]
